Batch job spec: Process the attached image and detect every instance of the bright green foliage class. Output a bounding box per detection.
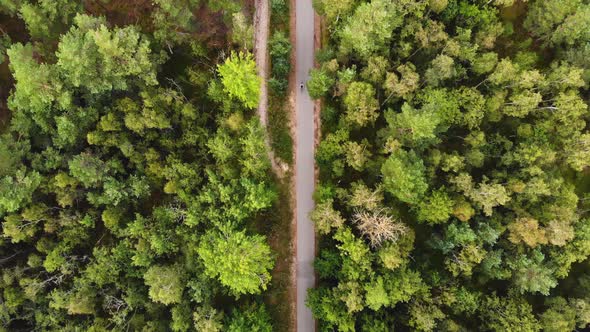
[429,0,448,13]
[0,3,278,330]
[0,169,41,216]
[198,229,273,296]
[385,103,441,147]
[540,297,577,332]
[311,199,345,234]
[67,152,108,188]
[425,54,457,86]
[307,67,335,99]
[339,0,404,59]
[384,63,420,100]
[313,0,357,24]
[193,305,224,332]
[19,0,80,40]
[511,253,557,295]
[217,51,260,109]
[7,43,70,123]
[226,303,273,332]
[310,0,590,329]
[343,81,379,127]
[416,188,453,224]
[382,149,428,204]
[144,265,185,305]
[480,295,541,332]
[154,0,199,31]
[269,31,291,95]
[57,14,158,94]
[524,0,581,43]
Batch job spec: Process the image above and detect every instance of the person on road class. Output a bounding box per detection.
[300,82,304,90]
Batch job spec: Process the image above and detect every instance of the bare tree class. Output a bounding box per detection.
[352,209,408,248]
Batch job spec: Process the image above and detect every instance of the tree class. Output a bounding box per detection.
[364,277,389,310]
[383,63,420,100]
[231,12,254,50]
[307,67,335,99]
[429,0,448,12]
[344,140,372,171]
[445,243,486,277]
[384,103,441,147]
[310,199,345,234]
[378,229,414,270]
[193,305,224,332]
[217,51,260,109]
[0,169,42,216]
[198,229,273,296]
[2,204,46,243]
[19,0,80,40]
[361,56,389,85]
[503,90,542,118]
[144,265,184,305]
[57,14,158,94]
[545,219,574,246]
[343,81,379,127]
[480,295,541,332]
[68,153,106,188]
[507,217,548,248]
[313,0,358,24]
[348,182,383,211]
[416,188,453,224]
[381,149,428,204]
[408,300,446,331]
[352,209,408,248]
[524,0,583,44]
[471,52,498,74]
[307,287,356,331]
[425,54,457,86]
[455,175,510,216]
[339,0,404,59]
[540,297,577,332]
[7,43,70,125]
[226,303,272,332]
[565,133,590,171]
[510,252,558,295]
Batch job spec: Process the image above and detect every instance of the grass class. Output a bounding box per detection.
[267,0,294,166]
[257,0,295,329]
[252,173,294,331]
[268,93,294,164]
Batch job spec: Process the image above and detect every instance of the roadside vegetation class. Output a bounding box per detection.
[267,0,293,165]
[0,0,279,330]
[261,1,295,330]
[308,0,590,330]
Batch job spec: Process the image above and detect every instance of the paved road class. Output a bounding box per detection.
[295,0,316,331]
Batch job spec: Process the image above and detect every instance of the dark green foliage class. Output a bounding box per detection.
[226,303,273,332]
[267,2,293,165]
[309,0,590,330]
[269,31,291,96]
[0,1,277,331]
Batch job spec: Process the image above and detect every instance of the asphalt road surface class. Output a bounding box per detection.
[295,0,316,331]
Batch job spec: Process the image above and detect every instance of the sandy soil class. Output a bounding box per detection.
[254,0,285,176]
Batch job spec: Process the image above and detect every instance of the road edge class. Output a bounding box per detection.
[289,1,298,332]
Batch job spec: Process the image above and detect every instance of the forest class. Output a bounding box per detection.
[0,0,292,330]
[3,0,590,331]
[308,0,590,331]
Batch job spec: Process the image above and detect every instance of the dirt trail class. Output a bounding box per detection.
[254,0,282,176]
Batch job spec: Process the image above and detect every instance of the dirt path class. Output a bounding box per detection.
[254,0,282,176]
